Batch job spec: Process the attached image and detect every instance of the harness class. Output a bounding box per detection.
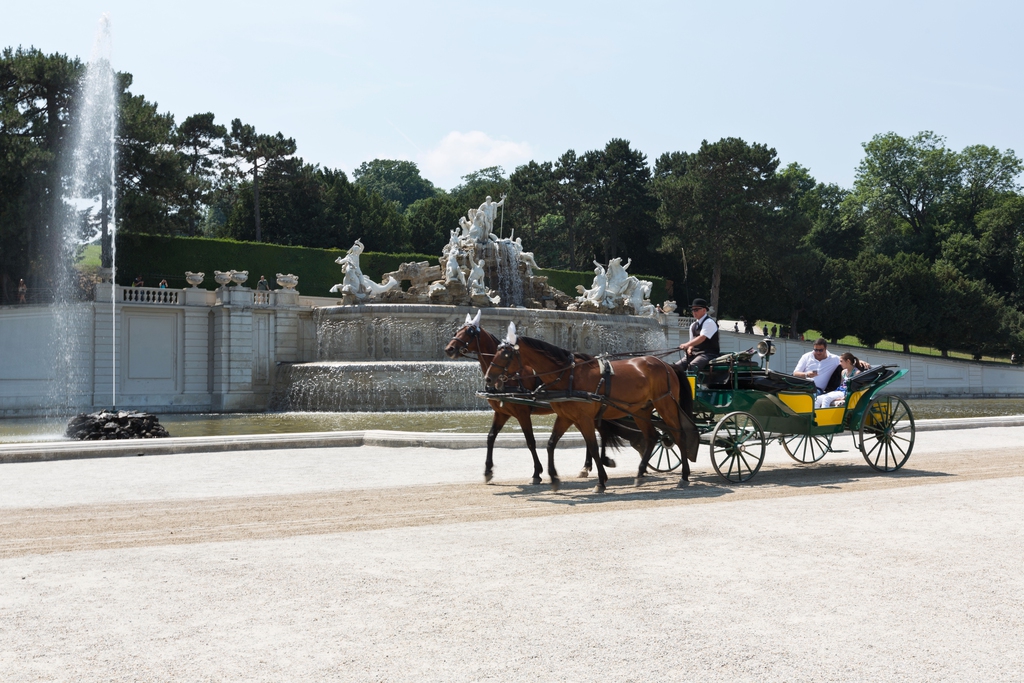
[486,341,675,413]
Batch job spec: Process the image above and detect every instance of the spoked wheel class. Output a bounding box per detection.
[647,432,682,472]
[859,395,915,472]
[710,412,766,483]
[781,432,833,464]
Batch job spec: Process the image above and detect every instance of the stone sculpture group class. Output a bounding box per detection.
[570,257,659,316]
[329,195,668,316]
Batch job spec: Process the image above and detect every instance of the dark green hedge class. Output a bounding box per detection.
[536,268,669,305]
[114,234,670,304]
[114,234,436,297]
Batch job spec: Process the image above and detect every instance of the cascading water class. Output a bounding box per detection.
[495,239,524,307]
[49,14,118,420]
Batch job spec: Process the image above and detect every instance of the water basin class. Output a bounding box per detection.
[0,398,1021,444]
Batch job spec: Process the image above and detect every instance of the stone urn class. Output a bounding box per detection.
[276,273,299,290]
[230,270,249,287]
[662,300,678,313]
[214,270,233,287]
[184,271,205,288]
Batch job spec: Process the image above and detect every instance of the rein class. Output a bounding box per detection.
[488,341,675,408]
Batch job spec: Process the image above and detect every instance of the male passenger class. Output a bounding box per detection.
[793,337,840,393]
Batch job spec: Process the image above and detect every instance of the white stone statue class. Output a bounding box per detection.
[477,194,506,239]
[459,211,476,240]
[604,257,632,302]
[576,261,608,305]
[513,237,541,272]
[467,251,486,295]
[330,238,400,301]
[445,244,466,286]
[624,278,656,316]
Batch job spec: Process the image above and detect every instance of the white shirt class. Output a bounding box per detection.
[794,350,840,391]
[689,314,719,342]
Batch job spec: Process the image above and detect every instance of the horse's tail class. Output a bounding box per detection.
[658,360,701,463]
[597,418,642,452]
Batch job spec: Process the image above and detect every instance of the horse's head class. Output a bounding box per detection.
[484,322,524,391]
[444,310,483,359]
[485,340,524,392]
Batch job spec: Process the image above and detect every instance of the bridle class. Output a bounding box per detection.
[486,341,526,392]
[448,324,493,362]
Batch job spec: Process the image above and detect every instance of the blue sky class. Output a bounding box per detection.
[5,1,1022,190]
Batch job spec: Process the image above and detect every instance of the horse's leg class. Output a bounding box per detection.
[580,421,593,479]
[546,414,571,491]
[485,410,511,483]
[597,420,618,469]
[514,406,544,485]
[632,412,658,486]
[579,417,607,493]
[653,393,695,488]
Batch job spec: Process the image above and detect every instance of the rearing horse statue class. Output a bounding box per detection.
[485,322,699,492]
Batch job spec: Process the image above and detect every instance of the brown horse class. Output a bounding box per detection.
[484,322,699,492]
[444,312,626,484]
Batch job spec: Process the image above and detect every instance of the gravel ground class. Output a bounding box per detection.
[1,427,1023,681]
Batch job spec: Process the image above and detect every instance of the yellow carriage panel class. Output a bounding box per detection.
[846,389,868,412]
[814,407,845,426]
[777,392,814,414]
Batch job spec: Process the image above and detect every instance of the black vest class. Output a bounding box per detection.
[691,316,720,356]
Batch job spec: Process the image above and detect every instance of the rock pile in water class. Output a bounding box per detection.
[65,410,171,440]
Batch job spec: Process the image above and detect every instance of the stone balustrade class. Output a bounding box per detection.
[122,286,179,305]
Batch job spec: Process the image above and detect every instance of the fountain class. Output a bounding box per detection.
[269,207,677,411]
[46,15,118,424]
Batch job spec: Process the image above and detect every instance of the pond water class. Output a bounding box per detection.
[1,398,1022,443]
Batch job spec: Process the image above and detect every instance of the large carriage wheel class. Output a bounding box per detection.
[858,395,915,472]
[781,432,833,464]
[647,431,682,472]
[710,412,766,483]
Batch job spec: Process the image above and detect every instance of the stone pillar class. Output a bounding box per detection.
[210,303,255,411]
[182,307,211,399]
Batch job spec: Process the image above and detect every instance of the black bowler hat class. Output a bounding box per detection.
[690,298,709,309]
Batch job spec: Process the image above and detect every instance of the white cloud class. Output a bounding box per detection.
[420,131,532,189]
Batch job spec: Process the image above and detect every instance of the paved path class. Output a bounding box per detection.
[1,427,1023,681]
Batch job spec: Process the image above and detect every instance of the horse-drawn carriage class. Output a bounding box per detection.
[643,341,915,483]
[446,314,914,490]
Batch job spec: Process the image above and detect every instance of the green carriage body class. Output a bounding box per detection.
[677,351,915,482]
[690,359,909,437]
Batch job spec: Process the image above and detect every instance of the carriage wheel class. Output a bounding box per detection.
[858,395,915,472]
[710,412,766,483]
[781,432,833,464]
[647,432,682,472]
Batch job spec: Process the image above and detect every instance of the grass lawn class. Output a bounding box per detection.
[77,244,101,267]
[756,321,1012,364]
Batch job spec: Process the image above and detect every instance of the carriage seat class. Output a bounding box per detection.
[847,365,896,391]
[736,369,816,394]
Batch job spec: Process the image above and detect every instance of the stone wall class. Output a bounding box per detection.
[2,290,1022,417]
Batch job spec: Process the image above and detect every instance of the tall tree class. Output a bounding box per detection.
[0,47,82,295]
[583,138,659,263]
[174,112,226,236]
[352,159,438,210]
[222,119,296,242]
[656,137,785,312]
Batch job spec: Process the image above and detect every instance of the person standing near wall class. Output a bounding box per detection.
[17,278,27,304]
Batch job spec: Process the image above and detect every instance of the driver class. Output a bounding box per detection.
[675,298,719,376]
